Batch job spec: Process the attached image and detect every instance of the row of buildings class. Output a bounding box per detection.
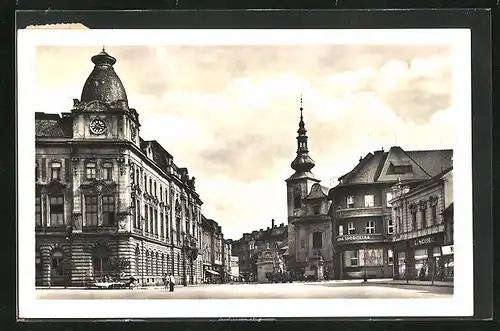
[231,103,454,283]
[34,49,237,287]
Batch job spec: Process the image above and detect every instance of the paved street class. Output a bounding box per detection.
[36,280,453,299]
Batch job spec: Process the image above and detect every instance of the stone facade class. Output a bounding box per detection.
[35,50,204,287]
[391,167,453,281]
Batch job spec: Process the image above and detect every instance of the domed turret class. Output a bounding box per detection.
[80,47,128,105]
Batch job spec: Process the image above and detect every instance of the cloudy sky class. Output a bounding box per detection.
[35,42,455,239]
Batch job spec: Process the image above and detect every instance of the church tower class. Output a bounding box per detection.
[285,97,321,274]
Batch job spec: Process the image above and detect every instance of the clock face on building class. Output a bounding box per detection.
[90,118,107,135]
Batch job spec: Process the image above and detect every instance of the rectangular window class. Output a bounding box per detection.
[153,209,158,234]
[35,196,42,226]
[166,215,169,239]
[145,207,149,232]
[154,182,157,197]
[160,186,163,201]
[86,163,96,180]
[431,205,438,224]
[186,221,190,235]
[313,205,321,215]
[344,250,358,267]
[411,211,417,230]
[347,222,355,234]
[338,225,344,236]
[102,195,115,226]
[421,209,427,228]
[346,196,355,208]
[143,174,147,190]
[135,199,141,228]
[365,220,375,234]
[364,195,375,207]
[388,249,394,265]
[35,163,39,181]
[386,192,393,207]
[149,206,154,234]
[85,194,98,226]
[51,162,61,181]
[160,213,164,238]
[359,248,383,266]
[102,162,113,180]
[49,195,64,226]
[387,218,394,234]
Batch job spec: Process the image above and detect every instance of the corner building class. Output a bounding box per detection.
[328,146,453,280]
[35,50,204,287]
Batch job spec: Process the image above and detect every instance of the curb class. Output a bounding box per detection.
[370,281,454,288]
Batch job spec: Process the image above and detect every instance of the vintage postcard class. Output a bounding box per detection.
[17,28,473,319]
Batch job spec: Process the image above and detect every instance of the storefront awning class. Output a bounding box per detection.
[205,269,219,275]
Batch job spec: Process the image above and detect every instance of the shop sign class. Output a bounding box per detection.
[337,234,373,242]
[411,235,435,247]
[442,245,454,255]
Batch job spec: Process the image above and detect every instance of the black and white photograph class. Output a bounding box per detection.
[17,27,474,319]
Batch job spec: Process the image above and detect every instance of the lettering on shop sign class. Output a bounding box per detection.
[413,236,435,247]
[337,234,372,242]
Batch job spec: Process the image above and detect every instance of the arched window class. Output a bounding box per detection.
[92,244,110,277]
[293,195,301,209]
[51,250,65,277]
[312,232,323,249]
[135,246,140,275]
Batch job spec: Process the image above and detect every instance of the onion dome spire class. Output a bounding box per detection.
[80,47,128,104]
[290,95,316,173]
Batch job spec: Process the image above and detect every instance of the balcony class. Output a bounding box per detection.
[335,206,384,219]
[335,233,389,245]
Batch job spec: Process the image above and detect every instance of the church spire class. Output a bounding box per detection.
[290,96,316,174]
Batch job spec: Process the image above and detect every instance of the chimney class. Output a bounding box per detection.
[359,156,363,162]
[272,219,275,228]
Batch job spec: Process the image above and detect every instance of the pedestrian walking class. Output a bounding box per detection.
[168,273,175,292]
[163,273,168,290]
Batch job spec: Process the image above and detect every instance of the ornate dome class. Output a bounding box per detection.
[80,49,128,105]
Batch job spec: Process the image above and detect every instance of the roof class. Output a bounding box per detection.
[35,113,72,138]
[304,183,329,200]
[80,50,128,104]
[406,166,453,194]
[442,202,454,215]
[336,146,453,187]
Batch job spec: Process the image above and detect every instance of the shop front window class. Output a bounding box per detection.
[414,248,428,279]
[359,248,383,266]
[398,252,406,277]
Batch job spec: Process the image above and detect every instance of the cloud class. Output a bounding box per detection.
[34,43,455,240]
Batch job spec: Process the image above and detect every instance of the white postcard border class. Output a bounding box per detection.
[17,29,473,319]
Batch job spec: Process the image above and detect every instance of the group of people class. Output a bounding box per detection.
[162,273,176,292]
